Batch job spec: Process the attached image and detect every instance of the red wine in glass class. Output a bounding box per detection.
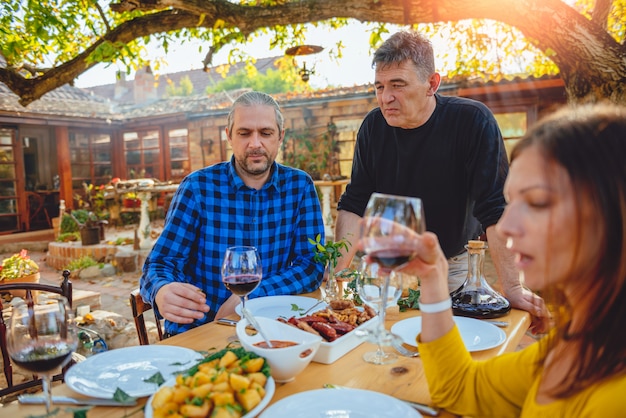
[11,342,74,373]
[8,296,77,413]
[359,193,425,365]
[368,249,414,269]
[223,274,262,297]
[221,246,263,310]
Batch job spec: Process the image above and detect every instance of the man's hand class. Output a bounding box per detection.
[334,210,362,271]
[486,226,550,334]
[502,283,550,335]
[213,294,241,320]
[154,282,210,324]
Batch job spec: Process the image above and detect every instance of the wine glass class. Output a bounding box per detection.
[359,193,425,363]
[8,295,78,413]
[362,193,425,269]
[357,262,403,364]
[221,246,263,312]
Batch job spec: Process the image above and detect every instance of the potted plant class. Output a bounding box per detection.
[308,234,350,302]
[69,210,102,245]
[0,249,40,298]
[123,192,140,208]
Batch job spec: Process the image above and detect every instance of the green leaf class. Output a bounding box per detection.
[343,277,363,305]
[143,371,165,385]
[25,407,60,418]
[308,236,351,269]
[113,388,136,404]
[65,406,92,418]
[290,303,304,313]
[397,288,421,312]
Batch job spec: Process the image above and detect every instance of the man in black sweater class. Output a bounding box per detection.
[335,31,548,333]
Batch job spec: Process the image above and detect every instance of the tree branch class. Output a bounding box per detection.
[2,0,624,105]
[591,0,611,31]
[4,10,213,106]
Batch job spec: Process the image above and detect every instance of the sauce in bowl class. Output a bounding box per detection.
[253,340,298,349]
[253,340,312,358]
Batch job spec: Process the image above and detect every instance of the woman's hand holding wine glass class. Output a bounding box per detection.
[358,193,426,364]
[8,295,78,413]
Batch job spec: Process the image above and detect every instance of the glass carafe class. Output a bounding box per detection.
[450,240,511,318]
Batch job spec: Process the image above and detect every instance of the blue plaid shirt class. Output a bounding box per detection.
[140,160,325,335]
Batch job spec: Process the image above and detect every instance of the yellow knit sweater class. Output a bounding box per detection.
[419,325,626,417]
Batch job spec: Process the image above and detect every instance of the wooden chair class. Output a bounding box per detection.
[130,288,163,345]
[0,270,72,399]
[25,191,51,231]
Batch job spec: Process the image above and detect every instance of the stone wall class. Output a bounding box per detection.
[46,241,118,270]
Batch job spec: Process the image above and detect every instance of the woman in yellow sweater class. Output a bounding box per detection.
[399,103,626,417]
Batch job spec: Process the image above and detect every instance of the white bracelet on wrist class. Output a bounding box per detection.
[418,297,452,314]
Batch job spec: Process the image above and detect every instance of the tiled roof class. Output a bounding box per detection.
[0,57,282,121]
[87,56,281,105]
[0,83,119,121]
[120,84,378,118]
[117,89,252,119]
[1,57,562,122]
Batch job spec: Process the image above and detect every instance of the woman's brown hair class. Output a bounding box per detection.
[511,103,626,397]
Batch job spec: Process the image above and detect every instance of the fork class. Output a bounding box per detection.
[391,338,420,358]
[300,299,325,316]
[19,395,137,407]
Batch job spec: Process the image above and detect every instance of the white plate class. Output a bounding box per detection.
[65,345,203,399]
[391,316,506,352]
[145,375,275,418]
[259,388,422,417]
[235,295,326,319]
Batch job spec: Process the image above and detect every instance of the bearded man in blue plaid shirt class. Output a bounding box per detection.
[140,91,325,336]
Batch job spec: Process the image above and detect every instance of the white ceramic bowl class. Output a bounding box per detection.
[236,316,322,383]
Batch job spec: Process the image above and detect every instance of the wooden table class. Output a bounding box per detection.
[3,300,530,417]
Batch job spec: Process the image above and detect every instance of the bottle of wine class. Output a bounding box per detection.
[450,240,511,319]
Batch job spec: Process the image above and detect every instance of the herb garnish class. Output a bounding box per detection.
[397,288,421,312]
[308,234,350,270]
[113,388,136,404]
[143,371,165,386]
[290,303,305,314]
[66,406,91,418]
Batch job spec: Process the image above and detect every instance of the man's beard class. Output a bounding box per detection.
[238,151,271,175]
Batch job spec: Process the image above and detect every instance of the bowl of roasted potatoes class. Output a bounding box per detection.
[146,347,274,418]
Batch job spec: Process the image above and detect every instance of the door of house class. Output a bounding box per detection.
[0,128,25,233]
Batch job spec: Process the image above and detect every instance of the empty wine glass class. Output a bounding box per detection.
[357,262,403,364]
[8,295,77,413]
[221,246,263,312]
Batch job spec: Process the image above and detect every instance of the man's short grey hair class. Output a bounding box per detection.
[227,91,284,134]
[372,31,436,82]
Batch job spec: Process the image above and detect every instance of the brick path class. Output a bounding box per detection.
[1,227,142,324]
